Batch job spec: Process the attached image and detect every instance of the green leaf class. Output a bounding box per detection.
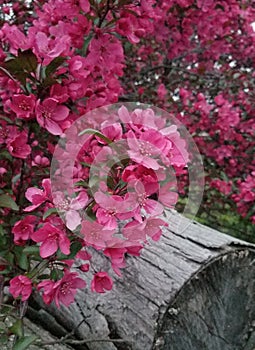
[57,241,82,260]
[43,207,58,220]
[12,174,21,185]
[14,246,29,270]
[0,115,14,124]
[23,246,40,256]
[13,335,38,350]
[45,56,66,77]
[82,34,93,56]
[4,50,37,85]
[78,128,112,144]
[74,180,89,188]
[0,150,12,161]
[0,333,8,344]
[37,273,50,280]
[41,76,57,88]
[3,252,14,265]
[50,268,64,281]
[9,319,23,337]
[5,49,37,74]
[0,194,19,211]
[18,253,29,270]
[19,50,38,73]
[88,175,100,188]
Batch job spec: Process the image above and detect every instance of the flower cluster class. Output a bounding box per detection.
[0,0,164,313]
[0,1,254,338]
[52,105,186,247]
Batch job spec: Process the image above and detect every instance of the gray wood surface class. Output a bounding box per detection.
[27,211,255,350]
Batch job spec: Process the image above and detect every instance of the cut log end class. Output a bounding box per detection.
[153,249,255,350]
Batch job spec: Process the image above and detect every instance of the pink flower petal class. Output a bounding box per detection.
[40,239,58,258]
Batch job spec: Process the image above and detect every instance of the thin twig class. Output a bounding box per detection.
[98,0,111,28]
[0,66,18,83]
[0,276,4,312]
[38,337,132,346]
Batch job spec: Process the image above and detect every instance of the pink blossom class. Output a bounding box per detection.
[100,122,123,142]
[214,145,233,162]
[35,98,69,135]
[37,280,55,305]
[141,217,168,241]
[12,215,37,245]
[0,167,7,188]
[122,164,159,194]
[103,247,126,275]
[210,179,232,196]
[9,275,32,301]
[158,183,178,208]
[116,13,143,44]
[214,94,225,106]
[1,24,31,53]
[8,132,31,159]
[80,220,115,248]
[160,125,189,166]
[10,94,35,119]
[127,132,161,170]
[54,191,88,231]
[86,34,124,70]
[126,245,143,256]
[76,250,92,261]
[157,83,167,100]
[118,106,158,132]
[128,180,164,222]
[79,0,90,13]
[50,84,69,103]
[69,56,90,79]
[197,0,214,12]
[122,220,146,242]
[32,31,70,65]
[79,264,90,272]
[217,103,240,128]
[25,178,51,212]
[91,272,113,293]
[31,223,70,258]
[38,271,86,308]
[194,93,212,115]
[123,217,168,242]
[179,88,191,106]
[32,155,50,167]
[94,192,128,230]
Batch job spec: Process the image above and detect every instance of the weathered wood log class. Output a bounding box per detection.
[27,211,255,350]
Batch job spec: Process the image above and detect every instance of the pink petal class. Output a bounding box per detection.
[42,98,58,110]
[71,278,86,289]
[40,239,58,258]
[25,188,44,203]
[145,199,164,216]
[59,236,71,255]
[31,228,48,242]
[45,118,63,135]
[66,210,81,231]
[70,192,88,210]
[58,291,75,306]
[24,204,40,212]
[52,105,69,121]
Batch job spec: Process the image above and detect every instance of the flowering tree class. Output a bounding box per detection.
[120,0,255,239]
[0,0,254,347]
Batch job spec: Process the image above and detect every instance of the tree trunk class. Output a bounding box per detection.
[27,211,255,350]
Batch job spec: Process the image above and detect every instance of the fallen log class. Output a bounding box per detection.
[27,211,255,350]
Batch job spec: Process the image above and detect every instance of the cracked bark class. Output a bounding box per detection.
[27,211,255,350]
